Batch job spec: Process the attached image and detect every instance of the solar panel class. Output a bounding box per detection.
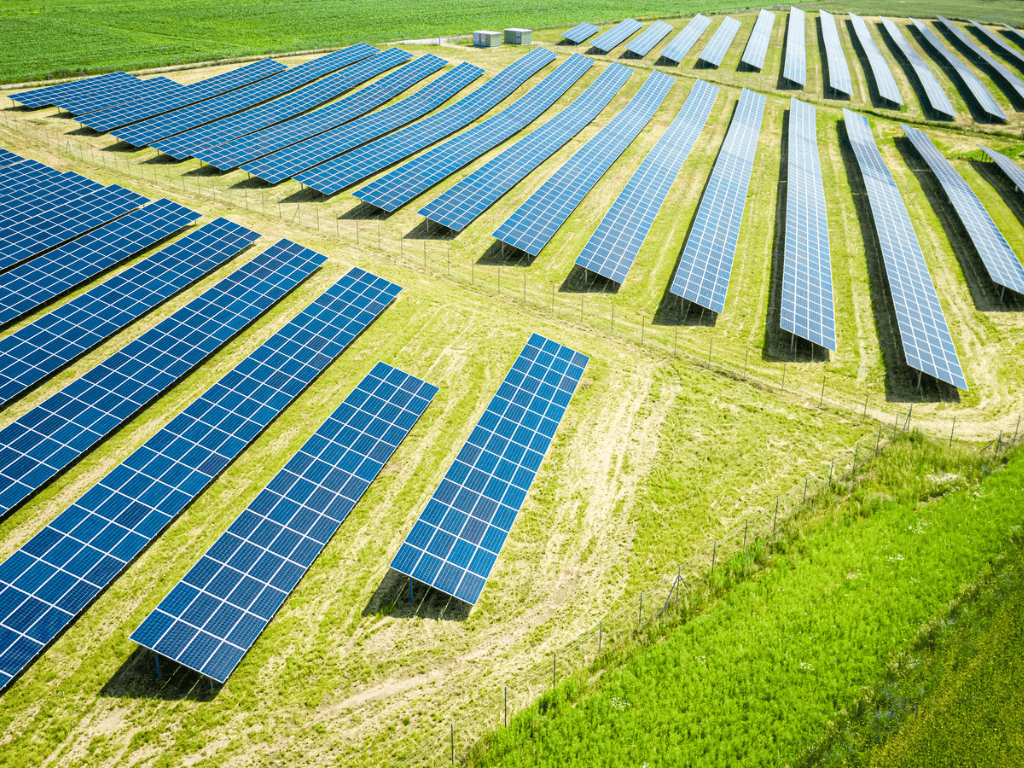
[295,48,556,196]
[200,53,441,172]
[112,45,379,147]
[780,98,835,350]
[420,64,631,231]
[575,78,718,284]
[562,22,600,45]
[880,17,956,117]
[590,19,643,53]
[979,143,1024,195]
[132,362,436,682]
[11,72,134,110]
[668,88,766,313]
[494,71,673,257]
[849,13,904,106]
[0,166,106,223]
[0,199,201,328]
[354,54,593,213]
[0,241,323,523]
[242,64,481,186]
[820,10,853,95]
[911,18,1006,121]
[0,149,23,169]
[971,21,1024,69]
[783,7,807,86]
[57,76,184,118]
[1002,24,1024,48]
[0,266,399,692]
[934,16,1024,103]
[843,109,966,390]
[156,49,412,162]
[0,218,259,410]
[660,15,712,64]
[626,21,674,57]
[698,17,741,68]
[741,9,776,70]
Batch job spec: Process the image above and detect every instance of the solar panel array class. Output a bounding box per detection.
[242,62,482,185]
[494,71,673,257]
[0,240,322,524]
[741,9,777,70]
[980,143,1024,194]
[575,78,718,284]
[0,149,23,169]
[562,22,600,44]
[880,17,956,117]
[590,19,643,53]
[780,98,835,351]
[626,21,674,57]
[295,48,556,196]
[59,76,182,118]
[971,21,1024,69]
[40,74,143,113]
[418,63,632,231]
[1003,24,1024,48]
[113,45,378,147]
[934,16,1024,103]
[132,362,436,682]
[391,333,587,606]
[819,10,853,95]
[201,53,441,172]
[0,163,105,225]
[843,109,966,389]
[0,199,200,328]
[661,15,713,64]
[911,18,1006,121]
[698,17,741,68]
[355,54,592,213]
[904,126,1024,297]
[668,88,766,314]
[0,218,259,412]
[12,72,134,109]
[849,13,904,105]
[783,7,807,86]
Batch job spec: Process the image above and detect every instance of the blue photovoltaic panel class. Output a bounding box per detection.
[980,143,1024,196]
[849,13,904,106]
[112,45,378,147]
[0,163,105,220]
[626,21,674,57]
[0,266,398,692]
[881,17,956,117]
[575,78,718,284]
[79,60,288,133]
[132,362,436,682]
[57,76,183,117]
[0,199,200,328]
[11,72,134,109]
[741,9,776,70]
[0,149,23,169]
[494,71,673,256]
[562,22,600,44]
[698,17,741,68]
[0,241,323,523]
[820,10,853,95]
[783,7,807,86]
[296,48,556,196]
[934,16,1024,103]
[669,88,766,314]
[242,62,482,184]
[590,19,643,53]
[843,109,966,390]
[661,15,712,64]
[971,21,1024,69]
[199,52,435,172]
[355,54,592,212]
[911,18,1006,121]
[1003,24,1024,48]
[905,126,1024,297]
[156,49,411,162]
[781,98,835,350]
[0,218,259,410]
[391,334,587,606]
[419,64,631,231]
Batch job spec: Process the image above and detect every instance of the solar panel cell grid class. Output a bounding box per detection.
[783,7,807,86]
[12,72,134,109]
[626,21,674,57]
[562,22,600,44]
[741,9,776,70]
[880,17,956,117]
[698,17,742,68]
[820,11,853,95]
[590,19,644,53]
[849,13,904,106]
[58,76,183,118]
[661,15,713,63]
[0,149,23,168]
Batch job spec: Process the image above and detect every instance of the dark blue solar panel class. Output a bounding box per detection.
[626,21,674,57]
[590,19,643,53]
[881,17,956,117]
[741,9,776,70]
[418,63,632,231]
[783,7,807,86]
[0,166,105,222]
[355,54,593,213]
[0,266,399,692]
[390,334,587,606]
[562,22,600,44]
[820,10,853,95]
[698,16,741,68]
[0,218,259,410]
[11,72,134,110]
[661,14,712,64]
[295,48,556,196]
[934,16,1024,104]
[0,240,323,522]
[57,76,183,117]
[132,362,436,682]
[850,13,904,106]
[575,78,718,284]
[0,149,22,169]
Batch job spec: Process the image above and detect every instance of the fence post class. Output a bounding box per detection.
[553,651,556,688]
[828,458,834,487]
[707,338,713,367]
[773,499,779,536]
[852,443,859,476]
[598,620,602,656]
[710,542,717,576]
[949,417,956,447]
[504,686,507,728]
[743,519,748,549]
[864,390,869,418]
[1014,416,1020,447]
[819,370,826,407]
[875,424,882,456]
[802,476,809,505]
[904,403,913,433]
[640,312,645,346]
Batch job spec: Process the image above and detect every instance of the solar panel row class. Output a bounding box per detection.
[418,63,633,231]
[783,7,807,86]
[626,21,674,57]
[880,17,956,117]
[849,13,904,105]
[590,19,643,53]
[390,333,587,606]
[12,72,134,109]
[0,163,105,223]
[59,76,183,118]
[133,362,436,682]
[741,9,776,71]
[1003,23,1024,48]
[494,70,674,257]
[354,53,592,213]
[660,15,713,64]
[979,143,1024,195]
[934,16,1024,103]
[819,10,853,95]
[575,78,718,284]
[669,88,766,314]
[971,21,1024,69]
[562,22,600,44]
[698,17,742,68]
[843,109,966,390]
